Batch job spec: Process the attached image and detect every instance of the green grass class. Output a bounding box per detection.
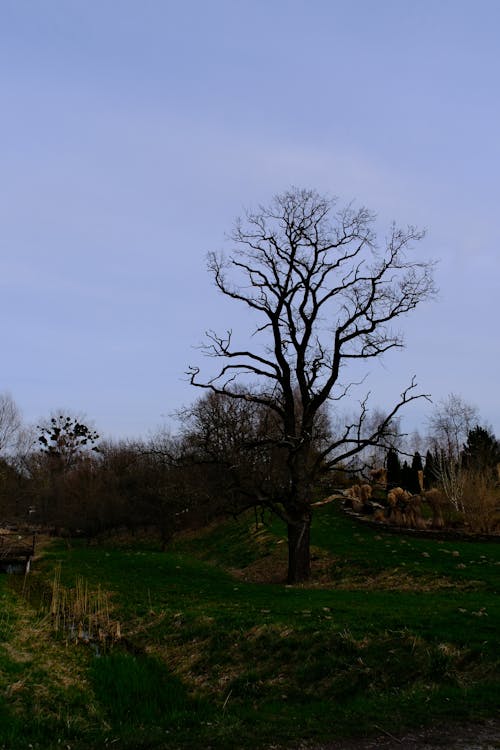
[0,502,499,748]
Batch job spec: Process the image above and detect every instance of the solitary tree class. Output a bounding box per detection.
[189,188,435,582]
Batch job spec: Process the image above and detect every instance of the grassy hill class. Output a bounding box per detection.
[0,502,499,749]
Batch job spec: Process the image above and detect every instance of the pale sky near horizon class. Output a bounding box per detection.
[1,0,499,442]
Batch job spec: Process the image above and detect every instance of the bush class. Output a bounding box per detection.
[460,470,499,533]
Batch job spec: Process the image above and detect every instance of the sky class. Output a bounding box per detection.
[1,0,499,442]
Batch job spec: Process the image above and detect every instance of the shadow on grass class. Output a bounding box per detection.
[90,650,206,727]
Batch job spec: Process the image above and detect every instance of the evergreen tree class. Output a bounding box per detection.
[412,451,423,472]
[462,425,500,476]
[400,460,414,492]
[423,450,436,489]
[408,451,423,493]
[386,448,401,488]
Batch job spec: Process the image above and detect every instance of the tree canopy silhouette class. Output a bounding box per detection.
[189,188,435,582]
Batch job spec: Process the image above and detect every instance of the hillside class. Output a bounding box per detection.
[0,502,499,749]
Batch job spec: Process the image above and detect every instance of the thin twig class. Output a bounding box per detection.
[373,725,402,744]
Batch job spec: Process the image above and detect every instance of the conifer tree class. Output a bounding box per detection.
[423,450,436,489]
[386,448,402,488]
[409,451,423,493]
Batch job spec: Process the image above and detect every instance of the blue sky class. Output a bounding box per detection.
[1,1,499,440]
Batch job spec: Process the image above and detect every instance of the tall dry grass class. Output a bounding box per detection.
[459,470,500,533]
[49,564,121,645]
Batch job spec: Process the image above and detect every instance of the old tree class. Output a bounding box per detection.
[189,189,435,582]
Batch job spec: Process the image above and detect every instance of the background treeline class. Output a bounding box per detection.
[0,393,296,539]
[0,391,499,540]
[0,433,228,540]
[386,426,500,494]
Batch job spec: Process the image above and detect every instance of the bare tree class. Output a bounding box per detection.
[189,188,436,582]
[427,394,481,513]
[178,390,291,517]
[427,393,479,460]
[0,393,22,454]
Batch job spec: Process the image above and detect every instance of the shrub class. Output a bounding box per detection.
[459,469,499,533]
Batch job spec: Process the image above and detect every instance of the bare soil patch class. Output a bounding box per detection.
[290,718,500,749]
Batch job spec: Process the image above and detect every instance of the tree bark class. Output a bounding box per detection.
[287,514,311,583]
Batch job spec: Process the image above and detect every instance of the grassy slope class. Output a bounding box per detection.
[0,503,499,749]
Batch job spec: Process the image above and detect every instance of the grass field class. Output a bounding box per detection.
[0,502,499,749]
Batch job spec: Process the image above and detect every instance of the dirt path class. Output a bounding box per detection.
[288,719,500,750]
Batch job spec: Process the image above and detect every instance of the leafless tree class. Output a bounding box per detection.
[427,394,480,513]
[428,393,479,460]
[0,392,22,454]
[178,390,291,517]
[189,188,436,582]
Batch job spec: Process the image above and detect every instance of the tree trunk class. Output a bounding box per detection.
[159,523,172,552]
[287,514,311,583]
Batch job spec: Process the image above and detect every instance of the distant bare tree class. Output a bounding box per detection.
[427,394,480,511]
[428,393,479,461]
[178,390,291,516]
[189,188,435,582]
[0,393,22,454]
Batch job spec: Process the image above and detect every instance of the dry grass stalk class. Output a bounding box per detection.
[48,566,120,647]
[460,470,500,533]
